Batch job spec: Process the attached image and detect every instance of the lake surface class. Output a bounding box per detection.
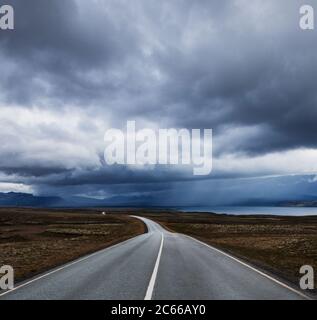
[180,206,317,216]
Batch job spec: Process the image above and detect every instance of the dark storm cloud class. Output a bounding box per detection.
[150,0,317,155]
[0,165,71,177]
[1,0,317,199]
[10,164,211,188]
[0,0,141,106]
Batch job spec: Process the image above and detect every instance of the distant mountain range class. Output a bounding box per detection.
[279,200,317,207]
[0,192,64,207]
[1,192,317,208]
[0,192,155,208]
[237,196,317,207]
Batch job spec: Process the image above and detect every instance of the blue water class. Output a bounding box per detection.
[180,206,317,216]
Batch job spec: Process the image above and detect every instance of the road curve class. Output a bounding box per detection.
[0,216,309,300]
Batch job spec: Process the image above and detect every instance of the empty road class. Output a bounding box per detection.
[0,216,309,300]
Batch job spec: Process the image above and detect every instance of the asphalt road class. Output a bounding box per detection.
[0,216,309,300]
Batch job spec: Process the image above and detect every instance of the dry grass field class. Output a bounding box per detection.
[0,208,145,281]
[138,210,317,293]
[1,207,316,295]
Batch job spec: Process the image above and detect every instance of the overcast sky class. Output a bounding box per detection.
[1,0,317,205]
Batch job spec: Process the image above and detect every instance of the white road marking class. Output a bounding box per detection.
[0,233,145,298]
[144,232,164,300]
[184,234,312,300]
